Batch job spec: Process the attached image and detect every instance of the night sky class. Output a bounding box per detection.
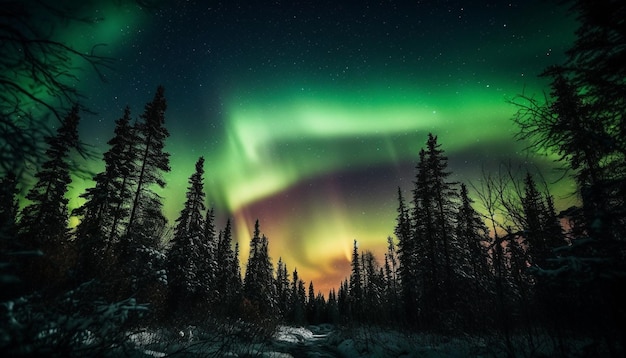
[56,0,578,292]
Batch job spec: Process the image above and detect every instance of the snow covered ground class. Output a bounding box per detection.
[124,323,598,357]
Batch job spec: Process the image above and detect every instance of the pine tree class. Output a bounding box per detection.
[215,220,234,306]
[244,220,262,301]
[290,268,306,323]
[395,187,419,323]
[521,172,563,269]
[19,106,79,246]
[18,105,80,290]
[425,133,458,300]
[215,221,232,291]
[315,291,327,323]
[327,288,340,323]
[106,107,141,241]
[244,220,275,314]
[167,157,206,311]
[337,278,350,321]
[275,257,291,316]
[411,148,437,323]
[384,236,400,321]
[307,280,316,323]
[73,106,137,281]
[126,85,171,240]
[349,240,363,319]
[362,250,383,322]
[198,208,218,297]
[515,3,626,349]
[455,183,490,281]
[229,241,243,312]
[116,87,170,299]
[410,134,460,326]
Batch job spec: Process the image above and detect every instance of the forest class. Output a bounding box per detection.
[1,0,625,357]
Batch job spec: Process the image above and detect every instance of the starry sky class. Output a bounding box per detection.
[54,0,578,293]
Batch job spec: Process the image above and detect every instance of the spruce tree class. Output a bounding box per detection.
[198,208,218,297]
[349,240,363,319]
[126,85,171,240]
[395,187,419,323]
[117,86,170,298]
[215,221,233,293]
[384,236,400,320]
[412,148,438,321]
[290,268,306,323]
[425,133,458,301]
[362,251,383,321]
[213,219,242,313]
[18,105,80,290]
[327,288,340,323]
[275,257,291,316]
[73,107,137,281]
[337,278,350,320]
[307,280,316,323]
[244,220,275,314]
[455,183,490,281]
[167,157,206,311]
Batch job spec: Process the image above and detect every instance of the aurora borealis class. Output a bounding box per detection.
[55,0,578,293]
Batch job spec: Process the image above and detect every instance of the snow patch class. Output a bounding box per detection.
[274,325,314,343]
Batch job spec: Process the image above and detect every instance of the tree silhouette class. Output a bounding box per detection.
[168,157,207,312]
[126,85,171,239]
[115,86,170,300]
[244,220,276,314]
[275,257,291,317]
[73,106,138,281]
[17,105,80,290]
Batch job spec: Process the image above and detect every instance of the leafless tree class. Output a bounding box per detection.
[0,0,161,180]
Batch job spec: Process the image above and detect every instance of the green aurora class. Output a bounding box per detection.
[48,1,579,292]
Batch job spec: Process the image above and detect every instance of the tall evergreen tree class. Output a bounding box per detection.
[290,268,306,323]
[18,105,80,289]
[522,173,551,268]
[19,105,80,247]
[198,208,218,297]
[362,250,383,321]
[73,107,137,281]
[337,278,350,321]
[229,241,243,313]
[244,220,275,314]
[326,288,340,323]
[411,148,438,323]
[275,257,291,316]
[410,134,460,325]
[307,280,316,323]
[215,220,237,309]
[126,85,171,240]
[349,240,363,319]
[395,187,419,323]
[167,157,206,311]
[384,236,400,320]
[215,221,232,292]
[116,87,170,299]
[425,134,458,298]
[455,183,490,281]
